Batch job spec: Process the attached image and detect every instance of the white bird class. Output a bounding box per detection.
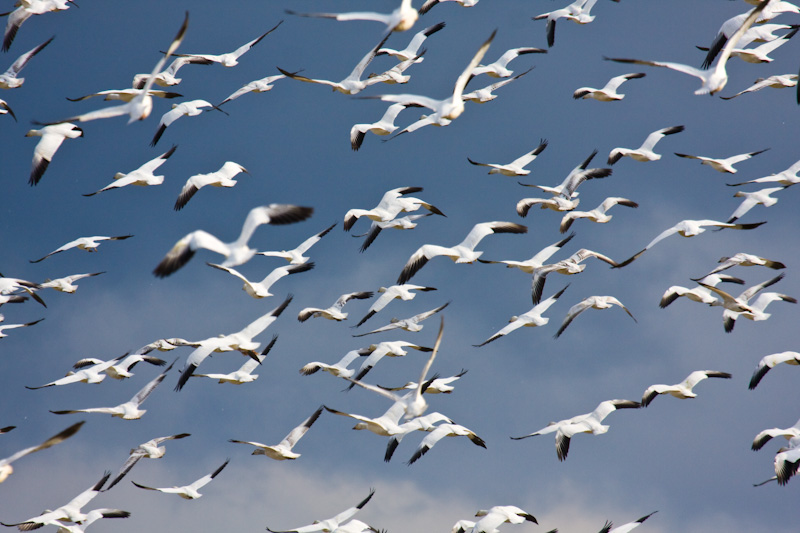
[153,204,313,277]
[150,99,221,146]
[331,519,382,533]
[703,252,786,277]
[344,186,445,231]
[406,422,486,465]
[353,213,433,252]
[174,296,291,390]
[66,88,183,103]
[298,291,374,322]
[368,50,425,85]
[49,508,131,533]
[471,506,538,533]
[555,295,636,338]
[350,103,408,151]
[599,511,658,533]
[0,318,43,338]
[267,489,375,533]
[467,139,548,176]
[352,301,450,337]
[0,98,15,120]
[461,67,532,103]
[378,369,468,394]
[173,161,249,210]
[728,156,800,186]
[1,472,126,530]
[752,417,800,451]
[641,370,732,407]
[396,221,527,284]
[674,148,769,174]
[30,234,132,263]
[25,122,83,186]
[616,219,766,268]
[573,72,646,101]
[0,36,52,88]
[474,285,567,347]
[169,22,282,67]
[604,1,769,96]
[104,432,191,491]
[749,351,800,389]
[229,405,324,460]
[518,148,612,199]
[531,248,618,305]
[355,284,437,327]
[258,223,336,264]
[659,273,745,309]
[471,46,546,78]
[533,0,608,48]
[559,197,638,233]
[349,340,434,384]
[46,13,189,124]
[697,273,793,332]
[287,0,418,34]
[218,74,286,106]
[324,400,409,438]
[68,352,166,381]
[0,421,84,484]
[511,398,641,461]
[50,359,175,420]
[131,55,213,89]
[477,232,575,274]
[83,146,177,196]
[774,439,800,485]
[516,195,579,217]
[725,186,785,223]
[420,0,479,14]
[193,337,275,384]
[300,348,371,379]
[720,73,798,100]
[377,22,446,61]
[132,458,229,499]
[607,125,684,165]
[721,291,797,333]
[277,34,390,95]
[710,26,799,64]
[208,262,313,299]
[2,0,71,52]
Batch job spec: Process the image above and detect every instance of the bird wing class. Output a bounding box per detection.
[281,406,324,448]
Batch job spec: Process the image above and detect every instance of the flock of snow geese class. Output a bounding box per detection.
[2,0,800,532]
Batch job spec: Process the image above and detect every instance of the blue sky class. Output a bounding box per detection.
[1,1,799,532]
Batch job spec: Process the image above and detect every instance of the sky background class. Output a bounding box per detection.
[1,1,800,532]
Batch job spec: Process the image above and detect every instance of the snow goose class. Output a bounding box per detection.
[381,411,455,462]
[396,221,527,284]
[518,148,612,198]
[406,422,486,465]
[83,146,176,196]
[573,72,646,101]
[600,511,658,533]
[516,195,579,217]
[104,433,191,491]
[604,1,769,96]
[467,139,548,176]
[193,339,271,384]
[350,103,409,151]
[752,417,800,451]
[153,204,313,277]
[344,187,445,231]
[774,439,800,485]
[615,219,766,268]
[0,318,43,338]
[258,223,335,264]
[659,273,745,308]
[267,489,375,533]
[607,125,684,165]
[208,262,313,299]
[51,359,175,420]
[705,26,799,64]
[353,213,433,252]
[729,156,800,186]
[349,340,433,384]
[229,406,323,460]
[131,56,213,89]
[286,0,418,34]
[25,122,83,186]
[554,295,636,338]
[674,148,769,174]
[132,458,229,499]
[170,22,281,67]
[218,74,286,106]
[67,88,183,103]
[174,296,291,390]
[70,352,167,380]
[150,99,223,147]
[352,301,449,337]
[703,252,786,277]
[512,399,641,461]
[0,36,52,88]
[324,401,409,437]
[173,160,249,210]
[471,506,538,532]
[300,348,370,379]
[277,34,390,95]
[695,273,790,331]
[420,0,479,14]
[378,369,467,394]
[2,1,70,52]
[30,234,131,263]
[1,472,126,529]
[531,249,617,305]
[721,291,797,332]
[474,285,567,347]
[721,73,797,100]
[641,370,732,407]
[0,421,84,484]
[377,22,446,61]
[461,67,532,103]
[297,291,374,322]
[355,284,437,327]
[725,186,785,223]
[477,233,575,273]
[559,196,638,233]
[749,351,800,389]
[470,47,546,78]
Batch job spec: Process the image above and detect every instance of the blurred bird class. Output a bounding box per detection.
[474,285,567,347]
[104,432,191,491]
[169,22,282,67]
[607,125,684,165]
[25,122,83,185]
[749,351,800,389]
[352,302,450,337]
[0,421,84,483]
[258,223,336,264]
[150,99,223,146]
[286,0,418,34]
[0,36,52,88]
[298,291,374,322]
[674,148,769,173]
[467,139,548,176]
[559,196,638,233]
